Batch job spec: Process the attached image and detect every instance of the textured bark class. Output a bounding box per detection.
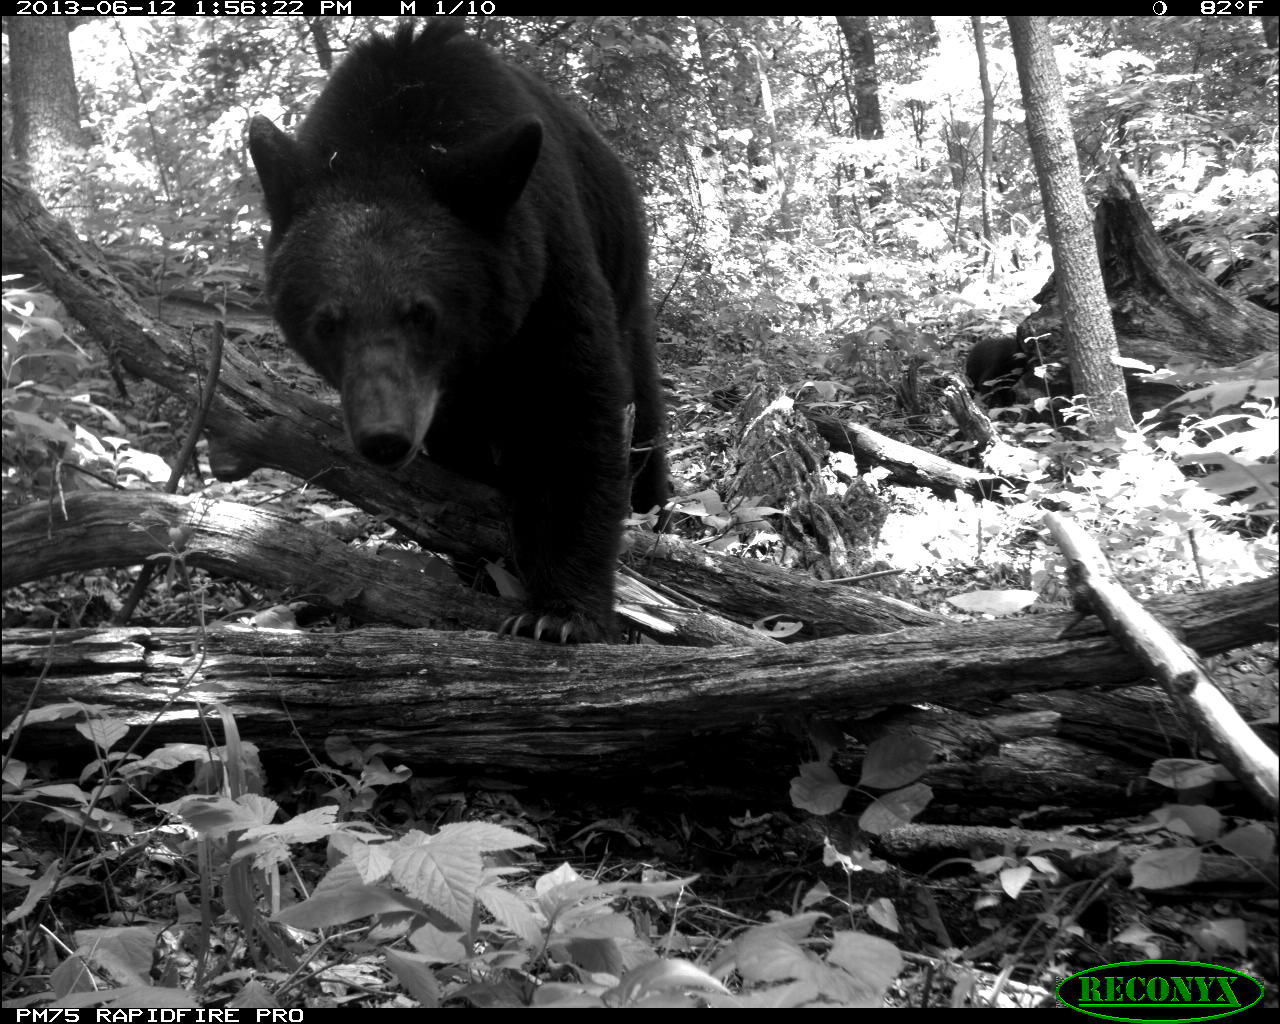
[1009,16,1133,434]
[1023,175,1279,412]
[3,491,943,645]
[4,577,1273,775]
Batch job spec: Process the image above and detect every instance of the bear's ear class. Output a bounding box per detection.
[485,116,543,208]
[248,115,308,230]
[437,116,543,221]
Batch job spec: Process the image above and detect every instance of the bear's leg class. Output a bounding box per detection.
[498,335,631,643]
[500,432,629,643]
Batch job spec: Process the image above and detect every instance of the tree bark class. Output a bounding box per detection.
[835,16,884,143]
[3,490,945,644]
[2,491,504,633]
[1023,174,1279,413]
[972,15,995,276]
[876,824,1273,887]
[1008,16,1134,435]
[834,15,886,213]
[4,577,1273,775]
[7,19,93,228]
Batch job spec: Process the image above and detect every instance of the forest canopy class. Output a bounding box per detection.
[16,15,1279,350]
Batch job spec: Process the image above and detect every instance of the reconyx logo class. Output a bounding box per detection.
[1057,960,1263,1022]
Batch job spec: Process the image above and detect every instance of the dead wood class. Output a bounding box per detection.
[3,491,942,644]
[1048,512,1278,813]
[875,824,1276,888]
[4,179,1274,809]
[1021,174,1278,412]
[848,703,1143,821]
[3,577,1273,775]
[1,491,503,632]
[725,387,880,579]
[687,376,1005,503]
[627,532,942,639]
[807,377,1048,504]
[844,676,1276,822]
[805,406,1007,502]
[1002,682,1279,764]
[936,373,1046,489]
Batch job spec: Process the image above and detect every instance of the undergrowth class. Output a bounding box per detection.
[3,702,910,1009]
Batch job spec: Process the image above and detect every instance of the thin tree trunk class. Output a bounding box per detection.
[1008,16,1134,436]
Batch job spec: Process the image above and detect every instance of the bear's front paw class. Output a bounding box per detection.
[499,610,606,644]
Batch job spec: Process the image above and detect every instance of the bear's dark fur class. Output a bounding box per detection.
[965,336,1039,408]
[248,22,667,643]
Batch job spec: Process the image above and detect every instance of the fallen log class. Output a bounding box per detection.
[875,823,1276,888]
[4,577,1273,775]
[806,405,1009,501]
[1048,512,1277,814]
[2,491,502,633]
[2,491,943,643]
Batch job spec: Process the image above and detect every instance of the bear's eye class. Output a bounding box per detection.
[403,300,438,334]
[313,308,345,341]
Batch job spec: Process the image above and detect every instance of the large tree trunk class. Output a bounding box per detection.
[6,19,93,228]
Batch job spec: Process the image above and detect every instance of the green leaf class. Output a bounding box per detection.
[1129,846,1202,889]
[859,734,934,789]
[858,783,932,835]
[273,883,425,930]
[789,762,850,815]
[384,948,443,1007]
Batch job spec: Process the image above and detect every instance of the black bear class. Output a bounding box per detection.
[965,336,1039,409]
[248,21,667,643]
